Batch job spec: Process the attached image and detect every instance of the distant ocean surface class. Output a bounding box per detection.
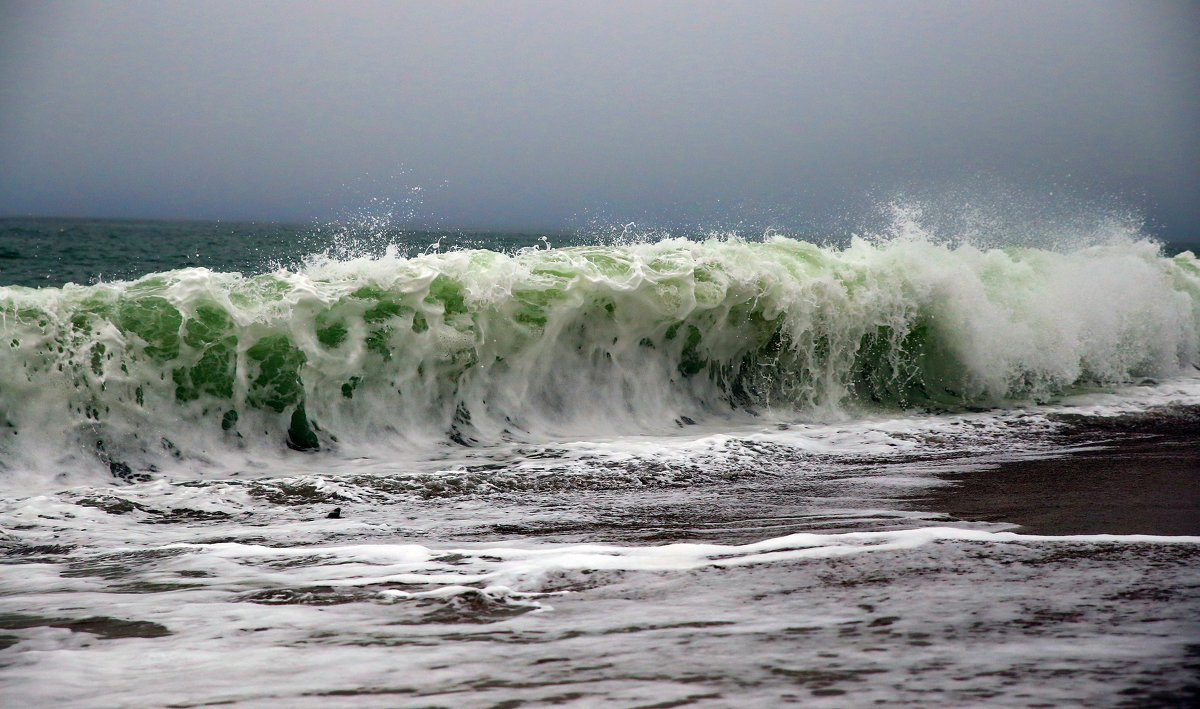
[2,215,1198,706]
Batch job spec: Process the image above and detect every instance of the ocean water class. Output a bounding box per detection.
[1,215,1199,706]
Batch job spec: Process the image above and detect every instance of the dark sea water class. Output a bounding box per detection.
[1,216,1198,707]
[0,217,577,288]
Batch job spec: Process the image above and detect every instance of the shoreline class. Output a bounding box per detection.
[917,407,1200,536]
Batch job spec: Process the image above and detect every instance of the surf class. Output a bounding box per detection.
[2,233,1198,482]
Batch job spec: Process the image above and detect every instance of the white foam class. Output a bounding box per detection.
[2,234,1198,490]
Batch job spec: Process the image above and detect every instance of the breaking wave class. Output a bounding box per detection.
[2,230,1198,481]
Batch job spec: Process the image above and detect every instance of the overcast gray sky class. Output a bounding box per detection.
[1,0,1197,235]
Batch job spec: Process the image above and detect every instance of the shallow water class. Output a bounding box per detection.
[3,379,1199,706]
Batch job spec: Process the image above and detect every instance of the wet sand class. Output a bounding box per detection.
[920,407,1200,536]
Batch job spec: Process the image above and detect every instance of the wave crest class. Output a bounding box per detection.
[2,235,1197,480]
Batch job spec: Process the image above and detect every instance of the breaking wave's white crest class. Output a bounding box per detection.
[2,226,1198,484]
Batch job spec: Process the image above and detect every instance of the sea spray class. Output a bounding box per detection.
[1,234,1197,482]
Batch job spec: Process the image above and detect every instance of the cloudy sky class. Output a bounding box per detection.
[1,0,1197,235]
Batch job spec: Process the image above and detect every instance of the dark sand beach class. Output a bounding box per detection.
[923,407,1200,536]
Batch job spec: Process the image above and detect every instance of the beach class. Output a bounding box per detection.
[921,406,1200,536]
